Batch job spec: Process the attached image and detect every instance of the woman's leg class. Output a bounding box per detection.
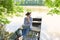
[22,28,30,40]
[22,29,28,40]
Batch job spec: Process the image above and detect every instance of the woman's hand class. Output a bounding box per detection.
[26,17,30,23]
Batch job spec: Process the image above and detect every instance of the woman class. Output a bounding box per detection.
[22,12,32,40]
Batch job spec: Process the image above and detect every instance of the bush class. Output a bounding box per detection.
[14,6,24,13]
[0,7,10,24]
[45,0,60,15]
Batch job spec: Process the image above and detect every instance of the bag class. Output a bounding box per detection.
[22,25,30,29]
[15,29,22,37]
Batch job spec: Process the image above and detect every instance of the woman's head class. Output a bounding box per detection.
[26,12,31,17]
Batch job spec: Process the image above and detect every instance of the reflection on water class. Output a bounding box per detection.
[40,14,60,40]
[6,16,24,33]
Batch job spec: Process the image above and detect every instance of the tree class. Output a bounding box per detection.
[0,0,14,24]
[0,0,24,40]
[45,0,60,15]
[0,0,24,24]
[0,0,14,13]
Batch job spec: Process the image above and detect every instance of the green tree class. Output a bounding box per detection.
[0,0,14,40]
[0,0,14,24]
[0,0,24,40]
[45,0,60,15]
[0,0,24,24]
[0,0,14,13]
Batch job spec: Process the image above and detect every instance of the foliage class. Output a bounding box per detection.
[0,0,14,24]
[45,0,60,15]
[0,7,10,24]
[0,0,24,40]
[14,6,24,13]
[26,9,32,12]
[15,0,24,5]
[0,0,14,13]
[0,0,24,24]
